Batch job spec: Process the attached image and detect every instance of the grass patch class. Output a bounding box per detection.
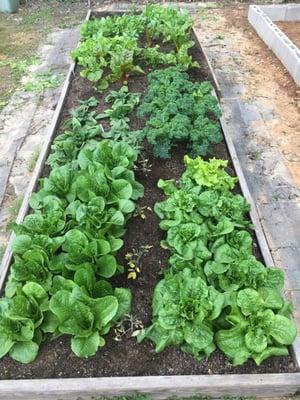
[196,9,219,22]
[27,145,41,172]
[248,149,263,161]
[23,70,61,92]
[6,195,24,230]
[0,244,5,264]
[22,7,53,29]
[215,33,225,40]
[0,56,40,79]
[0,0,86,111]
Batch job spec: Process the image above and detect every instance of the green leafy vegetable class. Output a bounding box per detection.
[141,156,296,365]
[47,97,103,169]
[216,288,297,365]
[138,67,221,158]
[73,6,199,90]
[138,268,224,359]
[98,86,143,147]
[1,136,143,362]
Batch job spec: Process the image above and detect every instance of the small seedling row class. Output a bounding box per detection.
[0,8,299,400]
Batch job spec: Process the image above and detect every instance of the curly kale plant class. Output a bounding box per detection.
[138,67,222,158]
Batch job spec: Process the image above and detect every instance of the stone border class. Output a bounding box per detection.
[248,4,300,86]
[0,7,299,399]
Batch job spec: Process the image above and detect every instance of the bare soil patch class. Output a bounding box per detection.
[276,21,300,49]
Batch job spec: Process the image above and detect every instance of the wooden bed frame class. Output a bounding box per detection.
[0,9,299,399]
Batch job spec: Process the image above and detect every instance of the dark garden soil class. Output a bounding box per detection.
[0,14,297,379]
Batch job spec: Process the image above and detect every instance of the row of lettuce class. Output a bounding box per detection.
[0,5,296,365]
[1,102,144,361]
[138,156,296,365]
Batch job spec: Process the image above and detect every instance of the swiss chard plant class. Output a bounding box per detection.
[141,5,194,51]
[137,67,222,158]
[80,14,143,41]
[73,6,200,90]
[71,35,144,90]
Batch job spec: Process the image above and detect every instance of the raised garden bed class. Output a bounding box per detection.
[0,7,299,399]
[248,4,300,86]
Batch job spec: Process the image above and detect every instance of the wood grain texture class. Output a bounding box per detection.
[192,28,221,99]
[0,373,300,400]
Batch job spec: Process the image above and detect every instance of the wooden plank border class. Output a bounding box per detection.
[0,373,300,400]
[192,28,221,99]
[0,8,299,399]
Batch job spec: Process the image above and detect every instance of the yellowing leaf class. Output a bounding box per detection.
[128,261,135,268]
[128,271,137,280]
[131,330,141,337]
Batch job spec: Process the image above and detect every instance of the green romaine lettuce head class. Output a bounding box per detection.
[48,285,131,358]
[163,222,211,261]
[6,249,52,297]
[138,268,224,359]
[216,288,297,365]
[0,282,49,363]
[2,132,142,363]
[147,155,297,366]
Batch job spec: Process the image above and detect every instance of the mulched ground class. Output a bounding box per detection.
[0,19,297,380]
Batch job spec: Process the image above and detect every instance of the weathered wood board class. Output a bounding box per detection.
[0,374,300,400]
